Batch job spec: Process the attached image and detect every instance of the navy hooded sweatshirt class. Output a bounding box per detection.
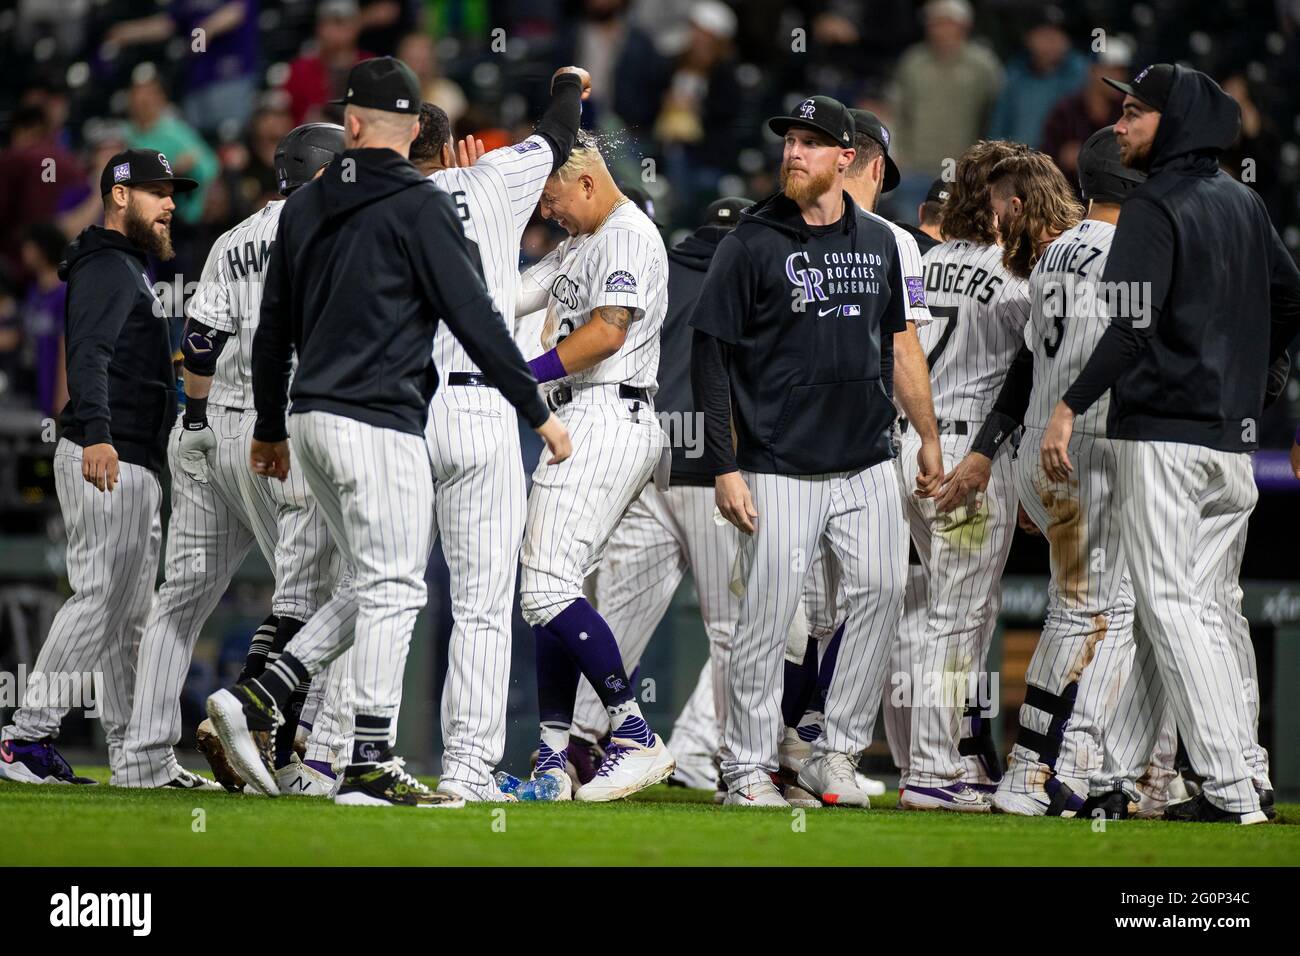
[252,147,549,441]
[1061,66,1300,451]
[689,191,906,476]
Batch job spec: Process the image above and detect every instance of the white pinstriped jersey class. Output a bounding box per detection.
[917,239,1030,422]
[186,200,284,409]
[1024,219,1116,434]
[427,135,554,375]
[867,211,930,327]
[522,200,667,390]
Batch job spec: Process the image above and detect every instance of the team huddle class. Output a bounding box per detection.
[2,54,1297,822]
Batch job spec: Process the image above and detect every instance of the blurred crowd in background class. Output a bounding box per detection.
[1,0,1298,433]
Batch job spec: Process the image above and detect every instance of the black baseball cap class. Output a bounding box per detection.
[925,177,952,204]
[767,95,855,148]
[620,185,661,227]
[329,56,421,114]
[1077,125,1146,202]
[1103,62,1174,112]
[99,148,198,196]
[704,196,752,227]
[847,109,901,192]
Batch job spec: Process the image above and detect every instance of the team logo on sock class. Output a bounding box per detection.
[358,743,383,764]
[603,675,627,694]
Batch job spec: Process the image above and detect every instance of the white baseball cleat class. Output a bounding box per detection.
[854,772,888,797]
[438,777,518,803]
[798,752,871,807]
[574,734,675,803]
[205,686,281,797]
[275,755,337,798]
[782,781,822,808]
[667,756,719,791]
[160,765,224,791]
[528,767,574,801]
[901,782,991,812]
[724,777,790,807]
[991,789,1049,816]
[778,726,811,776]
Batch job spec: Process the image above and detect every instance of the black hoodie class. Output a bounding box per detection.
[663,224,731,484]
[58,225,176,473]
[1062,66,1300,451]
[253,147,549,441]
[690,191,906,476]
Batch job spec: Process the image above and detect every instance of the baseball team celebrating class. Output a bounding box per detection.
[2,51,1297,824]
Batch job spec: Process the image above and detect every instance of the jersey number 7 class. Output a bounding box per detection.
[925,305,959,367]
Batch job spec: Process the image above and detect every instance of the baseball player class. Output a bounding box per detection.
[204,57,570,808]
[1043,64,1300,823]
[0,150,192,786]
[778,108,930,803]
[298,69,590,802]
[692,96,942,807]
[511,132,674,803]
[112,124,347,793]
[898,139,1042,812]
[939,128,1144,815]
[561,198,751,786]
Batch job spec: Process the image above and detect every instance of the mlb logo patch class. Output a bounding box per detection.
[905,276,926,308]
[513,140,542,153]
[605,270,637,293]
[396,98,409,109]
[113,162,131,182]
[841,304,861,316]
[880,127,890,148]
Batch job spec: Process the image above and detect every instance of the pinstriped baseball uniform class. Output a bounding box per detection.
[3,439,162,781]
[903,239,1029,790]
[1091,442,1262,812]
[118,203,344,786]
[1001,220,1138,797]
[517,201,668,627]
[300,139,558,788]
[569,484,740,746]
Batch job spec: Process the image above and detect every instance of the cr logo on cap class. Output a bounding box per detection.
[798,98,816,119]
[1134,64,1153,83]
[157,153,173,175]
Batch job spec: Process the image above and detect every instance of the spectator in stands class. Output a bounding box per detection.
[1220,73,1285,225]
[173,1,261,139]
[0,277,19,406]
[1039,38,1131,181]
[396,31,467,126]
[281,0,375,125]
[564,0,669,130]
[986,5,1085,148]
[652,2,740,174]
[0,105,82,284]
[19,224,70,419]
[889,0,1003,221]
[232,102,293,212]
[124,64,220,225]
[55,123,129,240]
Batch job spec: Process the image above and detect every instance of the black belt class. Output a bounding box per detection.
[548,384,649,411]
[898,417,970,436]
[447,372,494,388]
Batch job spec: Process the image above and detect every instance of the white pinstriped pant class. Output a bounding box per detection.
[117,410,344,786]
[901,430,1018,789]
[883,562,928,777]
[722,461,907,790]
[303,387,529,786]
[1002,427,1136,795]
[569,483,739,745]
[5,439,161,780]
[1092,440,1266,812]
[266,412,434,722]
[518,393,663,627]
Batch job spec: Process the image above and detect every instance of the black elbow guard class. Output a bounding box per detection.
[182,319,231,376]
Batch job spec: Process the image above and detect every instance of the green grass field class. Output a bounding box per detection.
[3,769,1297,866]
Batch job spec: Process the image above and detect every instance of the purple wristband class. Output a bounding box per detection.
[529,348,567,384]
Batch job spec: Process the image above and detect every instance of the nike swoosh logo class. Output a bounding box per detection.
[817,306,839,317]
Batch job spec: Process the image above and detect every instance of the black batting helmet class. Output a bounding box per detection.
[275,123,346,195]
[1077,126,1146,204]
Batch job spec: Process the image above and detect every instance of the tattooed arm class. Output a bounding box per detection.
[550,304,641,374]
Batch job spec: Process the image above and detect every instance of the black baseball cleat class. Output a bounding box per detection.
[334,758,465,808]
[205,682,282,797]
[1259,788,1276,821]
[1163,793,1270,825]
[1078,788,1130,820]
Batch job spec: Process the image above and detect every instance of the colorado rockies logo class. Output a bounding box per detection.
[158,153,172,175]
[798,98,816,119]
[604,675,627,694]
[549,274,581,311]
[785,251,828,304]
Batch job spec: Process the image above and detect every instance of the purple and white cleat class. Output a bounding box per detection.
[900,781,991,812]
[0,738,98,785]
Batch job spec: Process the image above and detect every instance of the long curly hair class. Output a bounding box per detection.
[988,152,1085,279]
[939,140,1028,245]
